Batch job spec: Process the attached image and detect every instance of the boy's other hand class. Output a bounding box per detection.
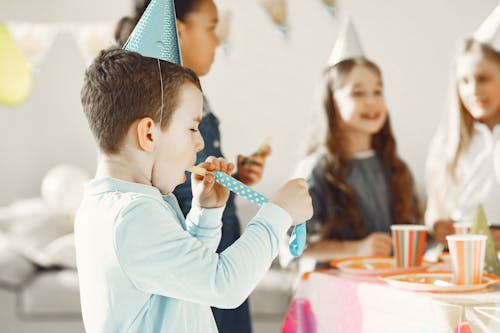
[270,178,313,226]
[192,157,234,209]
[357,232,392,256]
[234,146,272,186]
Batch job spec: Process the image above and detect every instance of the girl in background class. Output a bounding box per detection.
[425,5,500,249]
[296,20,421,266]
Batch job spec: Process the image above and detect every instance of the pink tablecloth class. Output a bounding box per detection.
[282,270,500,333]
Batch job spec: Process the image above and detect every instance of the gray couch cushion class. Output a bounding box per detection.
[19,270,81,317]
[0,232,35,288]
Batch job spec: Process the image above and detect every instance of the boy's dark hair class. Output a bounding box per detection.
[81,47,201,154]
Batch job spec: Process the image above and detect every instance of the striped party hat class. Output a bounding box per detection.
[123,0,181,64]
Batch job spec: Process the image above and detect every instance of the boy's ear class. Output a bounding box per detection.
[136,117,156,152]
[176,19,185,38]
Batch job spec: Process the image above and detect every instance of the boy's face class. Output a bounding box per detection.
[152,83,204,194]
[177,0,219,76]
[457,50,500,125]
[334,65,387,136]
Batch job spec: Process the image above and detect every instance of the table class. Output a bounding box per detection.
[282,269,500,333]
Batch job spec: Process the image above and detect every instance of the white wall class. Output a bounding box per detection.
[0,0,498,209]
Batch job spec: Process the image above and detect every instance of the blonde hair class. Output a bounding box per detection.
[425,39,500,223]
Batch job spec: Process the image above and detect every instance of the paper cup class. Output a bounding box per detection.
[446,234,487,285]
[453,222,472,234]
[391,225,428,268]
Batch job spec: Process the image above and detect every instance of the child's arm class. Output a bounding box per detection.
[184,203,223,252]
[183,158,233,251]
[303,232,392,261]
[114,179,311,309]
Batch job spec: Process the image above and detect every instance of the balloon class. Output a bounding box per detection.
[41,164,91,218]
[0,24,33,106]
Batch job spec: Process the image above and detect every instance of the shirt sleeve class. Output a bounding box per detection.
[185,202,224,252]
[113,197,291,309]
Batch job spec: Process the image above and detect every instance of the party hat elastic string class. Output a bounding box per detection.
[157,58,164,125]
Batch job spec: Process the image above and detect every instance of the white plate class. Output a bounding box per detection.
[379,272,500,292]
[330,256,429,276]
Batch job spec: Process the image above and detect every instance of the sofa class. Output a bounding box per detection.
[0,199,295,333]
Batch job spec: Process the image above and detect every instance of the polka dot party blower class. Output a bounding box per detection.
[187,165,307,257]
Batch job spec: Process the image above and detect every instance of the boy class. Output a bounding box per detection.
[75,47,312,333]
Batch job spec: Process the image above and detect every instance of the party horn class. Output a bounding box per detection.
[188,165,306,256]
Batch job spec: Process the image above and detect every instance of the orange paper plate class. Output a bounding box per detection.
[330,256,430,276]
[379,271,500,293]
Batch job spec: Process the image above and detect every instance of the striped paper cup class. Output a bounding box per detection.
[446,234,487,285]
[391,225,428,268]
[453,222,472,234]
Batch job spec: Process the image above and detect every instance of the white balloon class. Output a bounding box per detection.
[41,164,90,217]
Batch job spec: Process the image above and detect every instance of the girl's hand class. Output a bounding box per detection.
[191,157,234,209]
[433,220,454,245]
[491,228,500,251]
[234,146,272,186]
[357,232,392,256]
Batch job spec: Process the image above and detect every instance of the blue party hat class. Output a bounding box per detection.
[123,0,181,64]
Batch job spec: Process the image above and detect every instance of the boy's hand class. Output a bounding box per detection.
[234,146,272,186]
[191,157,234,209]
[270,178,313,226]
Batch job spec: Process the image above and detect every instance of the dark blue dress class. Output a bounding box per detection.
[173,96,252,333]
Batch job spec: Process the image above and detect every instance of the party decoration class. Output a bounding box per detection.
[71,22,115,66]
[321,0,337,16]
[261,0,288,36]
[215,9,233,51]
[5,21,59,66]
[473,4,500,52]
[327,17,364,67]
[123,0,181,64]
[470,205,500,275]
[41,164,91,219]
[282,298,317,333]
[188,166,307,257]
[0,24,33,106]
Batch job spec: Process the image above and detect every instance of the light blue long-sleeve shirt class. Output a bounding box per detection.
[74,177,291,333]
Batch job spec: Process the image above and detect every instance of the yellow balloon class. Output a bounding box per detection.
[0,24,33,106]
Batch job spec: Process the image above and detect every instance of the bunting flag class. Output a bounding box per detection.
[215,9,233,51]
[321,0,337,16]
[71,22,116,66]
[4,21,59,66]
[261,0,288,36]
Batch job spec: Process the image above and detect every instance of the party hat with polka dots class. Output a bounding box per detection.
[471,204,500,275]
[123,0,181,64]
[189,167,307,257]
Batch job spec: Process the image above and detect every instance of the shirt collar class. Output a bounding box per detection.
[86,177,163,199]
